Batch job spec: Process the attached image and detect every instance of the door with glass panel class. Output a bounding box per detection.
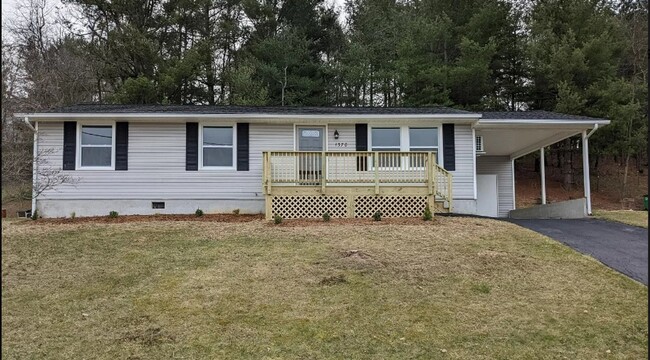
[296,126,324,184]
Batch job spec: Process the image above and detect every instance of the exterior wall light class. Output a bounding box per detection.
[333,130,339,139]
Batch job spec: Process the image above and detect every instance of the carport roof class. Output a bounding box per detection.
[481,110,606,121]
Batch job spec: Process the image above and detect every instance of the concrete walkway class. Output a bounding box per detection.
[509,218,648,285]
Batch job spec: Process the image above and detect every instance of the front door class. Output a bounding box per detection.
[296,127,325,184]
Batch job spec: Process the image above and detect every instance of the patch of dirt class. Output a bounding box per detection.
[478,250,508,258]
[343,250,373,260]
[32,213,263,224]
[515,154,647,210]
[121,325,175,346]
[319,274,348,286]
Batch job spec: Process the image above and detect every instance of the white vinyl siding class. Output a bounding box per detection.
[476,156,514,217]
[37,122,293,200]
[327,124,355,151]
[36,121,476,205]
[450,124,475,200]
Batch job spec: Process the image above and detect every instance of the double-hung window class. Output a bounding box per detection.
[80,125,114,168]
[409,128,438,152]
[370,126,439,168]
[202,126,234,168]
[371,127,401,167]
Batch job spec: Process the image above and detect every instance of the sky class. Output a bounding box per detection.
[1,0,347,33]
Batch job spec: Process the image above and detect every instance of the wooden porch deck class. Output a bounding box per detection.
[262,151,452,219]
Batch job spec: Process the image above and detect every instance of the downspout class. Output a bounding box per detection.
[23,117,38,216]
[582,124,600,215]
[586,124,599,139]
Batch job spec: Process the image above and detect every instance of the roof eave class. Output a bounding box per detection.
[475,119,610,128]
[16,112,483,121]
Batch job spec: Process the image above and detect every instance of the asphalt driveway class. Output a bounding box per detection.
[509,218,648,285]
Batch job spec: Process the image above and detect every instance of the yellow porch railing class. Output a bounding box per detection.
[262,151,453,219]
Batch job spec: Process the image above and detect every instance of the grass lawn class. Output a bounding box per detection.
[594,210,648,228]
[2,217,647,359]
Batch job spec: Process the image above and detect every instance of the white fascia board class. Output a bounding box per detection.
[476,119,610,127]
[16,112,483,122]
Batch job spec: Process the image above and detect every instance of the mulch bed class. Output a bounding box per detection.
[32,213,264,224]
[27,213,445,226]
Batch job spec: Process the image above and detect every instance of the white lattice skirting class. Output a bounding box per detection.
[270,195,430,219]
[354,195,428,218]
[271,196,348,219]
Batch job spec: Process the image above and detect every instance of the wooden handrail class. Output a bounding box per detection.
[262,150,452,206]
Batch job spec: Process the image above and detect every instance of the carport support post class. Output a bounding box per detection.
[540,147,546,205]
[582,131,592,215]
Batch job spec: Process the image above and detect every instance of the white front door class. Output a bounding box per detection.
[477,174,498,217]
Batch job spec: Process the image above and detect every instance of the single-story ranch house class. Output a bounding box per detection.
[17,105,609,219]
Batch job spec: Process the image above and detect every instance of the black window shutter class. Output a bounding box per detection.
[115,122,128,170]
[355,123,368,171]
[237,123,249,171]
[63,121,76,170]
[442,124,456,171]
[186,122,199,171]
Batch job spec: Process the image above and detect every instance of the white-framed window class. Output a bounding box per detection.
[201,125,235,169]
[371,127,402,167]
[370,127,401,152]
[369,126,440,168]
[476,136,484,152]
[78,124,115,169]
[409,127,438,152]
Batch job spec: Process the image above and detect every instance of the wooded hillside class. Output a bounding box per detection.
[2,0,647,208]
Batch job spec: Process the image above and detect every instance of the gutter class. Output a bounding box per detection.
[14,112,483,122]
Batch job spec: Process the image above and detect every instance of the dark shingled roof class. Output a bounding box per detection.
[481,110,605,121]
[36,104,607,122]
[42,104,476,115]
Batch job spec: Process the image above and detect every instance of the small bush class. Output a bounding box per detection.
[273,214,283,224]
[109,211,118,218]
[322,212,331,222]
[30,210,38,221]
[70,212,76,220]
[232,209,240,215]
[372,211,382,221]
[423,203,432,221]
[195,209,204,217]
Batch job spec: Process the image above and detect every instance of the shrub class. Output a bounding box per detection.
[30,210,38,221]
[273,214,283,224]
[195,209,204,217]
[322,212,331,222]
[372,211,382,221]
[70,212,76,220]
[423,203,432,221]
[232,209,240,215]
[109,211,118,218]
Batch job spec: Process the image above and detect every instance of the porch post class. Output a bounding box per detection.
[582,131,592,215]
[540,147,546,205]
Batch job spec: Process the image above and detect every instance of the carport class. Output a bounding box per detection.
[474,111,610,217]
